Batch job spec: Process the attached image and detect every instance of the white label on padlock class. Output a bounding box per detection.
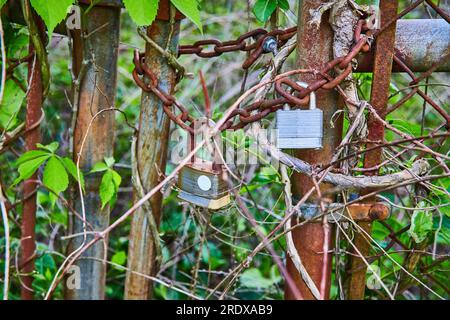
[197,175,212,191]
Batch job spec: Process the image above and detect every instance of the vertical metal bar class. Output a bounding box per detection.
[285,0,341,300]
[20,19,43,301]
[124,19,180,299]
[348,0,399,300]
[65,3,120,300]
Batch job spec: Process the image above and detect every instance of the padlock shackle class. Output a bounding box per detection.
[281,81,316,111]
[188,118,223,173]
[188,123,195,163]
[296,81,316,110]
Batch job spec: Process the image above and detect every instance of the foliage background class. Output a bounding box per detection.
[0,0,448,300]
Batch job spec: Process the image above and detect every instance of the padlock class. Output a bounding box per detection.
[275,82,323,149]
[177,119,231,210]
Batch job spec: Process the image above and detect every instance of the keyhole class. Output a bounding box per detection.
[197,175,212,191]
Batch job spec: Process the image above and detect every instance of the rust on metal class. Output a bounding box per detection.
[348,0,399,301]
[178,27,297,68]
[156,0,185,20]
[21,18,44,300]
[125,19,180,300]
[65,3,121,300]
[346,203,390,222]
[425,0,450,23]
[284,0,341,300]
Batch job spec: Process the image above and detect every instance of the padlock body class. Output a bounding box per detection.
[178,163,230,209]
[178,163,228,199]
[276,109,323,149]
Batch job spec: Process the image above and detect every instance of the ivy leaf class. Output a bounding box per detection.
[111,170,122,189]
[123,0,159,26]
[104,156,115,168]
[43,157,69,205]
[253,0,277,22]
[16,150,50,166]
[13,155,50,186]
[171,0,202,33]
[30,0,74,36]
[408,203,433,243]
[386,117,423,138]
[37,141,59,153]
[111,250,127,267]
[60,157,85,191]
[240,268,278,289]
[99,170,115,210]
[277,0,289,10]
[0,80,26,130]
[90,161,109,173]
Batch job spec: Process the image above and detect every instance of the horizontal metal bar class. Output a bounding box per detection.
[295,202,390,223]
[357,19,450,72]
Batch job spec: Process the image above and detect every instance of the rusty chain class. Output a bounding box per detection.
[132,51,196,133]
[178,27,297,69]
[132,20,372,133]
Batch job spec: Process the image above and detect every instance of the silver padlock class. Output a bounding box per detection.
[275,82,323,149]
[178,119,230,210]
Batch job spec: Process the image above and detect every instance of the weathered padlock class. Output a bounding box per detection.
[275,82,323,149]
[178,119,230,210]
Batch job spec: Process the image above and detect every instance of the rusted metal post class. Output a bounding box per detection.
[285,0,341,300]
[65,1,120,300]
[124,3,182,300]
[20,11,44,300]
[347,0,399,300]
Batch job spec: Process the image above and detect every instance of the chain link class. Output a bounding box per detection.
[178,27,297,69]
[132,21,372,133]
[133,51,195,133]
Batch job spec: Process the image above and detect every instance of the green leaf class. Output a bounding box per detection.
[123,0,159,26]
[111,251,127,266]
[16,150,50,166]
[35,253,56,275]
[104,156,115,168]
[0,0,7,9]
[30,0,74,35]
[90,161,109,173]
[386,117,424,139]
[99,170,115,209]
[110,170,121,208]
[111,170,122,189]
[43,156,69,205]
[437,228,450,245]
[171,0,202,33]
[408,203,433,243]
[13,155,50,186]
[0,80,26,130]
[253,0,277,22]
[240,268,277,289]
[277,0,289,10]
[60,157,85,191]
[37,141,59,153]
